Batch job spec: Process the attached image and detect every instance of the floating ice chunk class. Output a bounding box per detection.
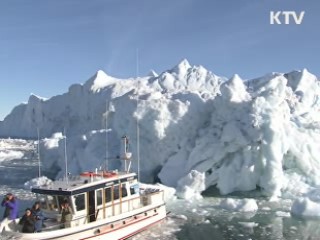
[291,197,320,217]
[24,176,53,189]
[220,198,258,212]
[275,211,290,217]
[261,207,272,211]
[238,222,259,228]
[174,214,188,221]
[0,150,24,162]
[176,170,205,200]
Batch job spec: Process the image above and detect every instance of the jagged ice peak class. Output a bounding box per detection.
[171,58,192,75]
[90,70,117,93]
[147,70,159,78]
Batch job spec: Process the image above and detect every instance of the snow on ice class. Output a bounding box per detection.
[1,60,320,203]
[0,139,33,162]
[291,197,320,217]
[0,150,23,162]
[24,176,53,189]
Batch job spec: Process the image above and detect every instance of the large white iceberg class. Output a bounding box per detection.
[1,60,320,199]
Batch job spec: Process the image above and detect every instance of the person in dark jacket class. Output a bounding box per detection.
[1,193,18,220]
[19,208,35,233]
[31,201,45,232]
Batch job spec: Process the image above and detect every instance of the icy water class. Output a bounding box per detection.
[133,193,320,240]
[1,156,320,239]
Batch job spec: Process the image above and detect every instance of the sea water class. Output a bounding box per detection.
[1,158,320,240]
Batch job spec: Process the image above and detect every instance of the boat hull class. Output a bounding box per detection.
[1,204,166,240]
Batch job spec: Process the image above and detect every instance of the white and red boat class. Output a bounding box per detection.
[0,136,167,239]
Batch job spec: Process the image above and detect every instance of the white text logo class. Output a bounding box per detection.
[270,11,305,25]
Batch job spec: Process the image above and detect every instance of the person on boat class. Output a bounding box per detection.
[1,193,18,220]
[19,208,35,233]
[60,200,73,228]
[31,201,45,232]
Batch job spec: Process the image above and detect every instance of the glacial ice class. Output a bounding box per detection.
[1,60,320,204]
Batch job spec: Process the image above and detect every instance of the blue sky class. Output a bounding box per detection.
[0,0,319,120]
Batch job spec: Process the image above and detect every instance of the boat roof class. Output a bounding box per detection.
[32,172,137,196]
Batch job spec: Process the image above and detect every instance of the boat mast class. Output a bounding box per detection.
[64,127,68,184]
[136,113,140,181]
[136,48,140,182]
[106,100,108,171]
[37,127,41,178]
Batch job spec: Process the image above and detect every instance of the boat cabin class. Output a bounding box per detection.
[31,171,142,227]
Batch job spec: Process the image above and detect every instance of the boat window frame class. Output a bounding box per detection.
[130,183,139,195]
[114,184,120,200]
[96,188,103,206]
[105,187,112,203]
[73,193,86,213]
[121,183,128,198]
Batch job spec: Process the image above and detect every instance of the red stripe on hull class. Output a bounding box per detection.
[119,218,165,240]
[80,211,165,240]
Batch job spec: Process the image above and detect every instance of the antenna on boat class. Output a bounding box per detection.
[64,127,68,184]
[37,127,41,178]
[136,113,140,181]
[105,100,108,171]
[136,48,141,182]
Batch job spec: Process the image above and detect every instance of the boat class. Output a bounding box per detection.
[0,136,167,239]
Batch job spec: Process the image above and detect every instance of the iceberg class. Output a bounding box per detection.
[0,60,320,199]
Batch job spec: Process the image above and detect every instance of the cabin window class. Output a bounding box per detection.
[96,189,103,206]
[130,187,135,195]
[130,184,139,195]
[37,194,58,211]
[74,194,86,211]
[38,196,47,209]
[121,184,127,198]
[105,187,112,202]
[47,195,58,211]
[114,185,120,200]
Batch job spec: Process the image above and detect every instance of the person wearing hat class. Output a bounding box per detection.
[19,208,35,233]
[31,201,45,232]
[1,193,18,220]
[60,200,73,228]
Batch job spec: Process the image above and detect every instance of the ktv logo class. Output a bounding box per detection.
[270,11,305,25]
